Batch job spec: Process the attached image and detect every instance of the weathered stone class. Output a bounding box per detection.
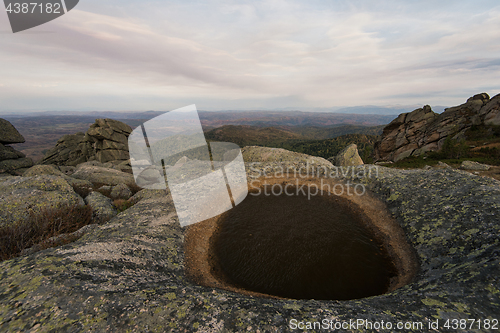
[0,143,24,161]
[0,175,84,228]
[40,119,132,166]
[0,118,25,144]
[96,149,129,163]
[23,164,65,177]
[86,126,114,141]
[84,191,117,224]
[242,146,333,167]
[437,161,452,169]
[459,160,491,171]
[58,165,75,175]
[0,157,34,172]
[0,151,498,331]
[95,118,133,135]
[40,132,86,166]
[334,143,364,166]
[480,93,500,126]
[102,139,128,151]
[23,164,93,198]
[71,165,137,188]
[110,183,132,200]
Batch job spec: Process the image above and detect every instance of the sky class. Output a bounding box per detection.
[0,0,499,112]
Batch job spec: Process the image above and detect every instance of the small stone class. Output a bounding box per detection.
[459,161,491,171]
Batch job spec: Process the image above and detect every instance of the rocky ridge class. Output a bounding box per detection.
[375,93,500,161]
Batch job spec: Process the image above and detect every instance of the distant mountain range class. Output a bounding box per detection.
[0,104,449,117]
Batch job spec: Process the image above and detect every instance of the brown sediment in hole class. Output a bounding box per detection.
[184,176,418,300]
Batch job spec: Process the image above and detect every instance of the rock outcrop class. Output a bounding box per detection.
[40,118,132,166]
[331,143,364,166]
[0,147,498,332]
[0,118,34,174]
[375,93,500,161]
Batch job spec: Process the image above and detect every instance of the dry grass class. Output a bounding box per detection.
[0,204,93,262]
[113,199,135,213]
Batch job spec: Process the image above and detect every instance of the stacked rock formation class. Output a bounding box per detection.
[40,118,132,166]
[375,93,500,161]
[0,118,34,175]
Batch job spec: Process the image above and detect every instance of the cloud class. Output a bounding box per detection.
[0,0,499,111]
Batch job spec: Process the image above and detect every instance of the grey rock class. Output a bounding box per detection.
[0,157,34,173]
[23,164,65,177]
[39,132,86,166]
[0,143,25,161]
[128,188,168,205]
[23,164,93,198]
[110,183,132,200]
[0,118,25,144]
[0,175,84,228]
[459,160,491,171]
[96,185,112,197]
[437,161,452,169]
[84,191,117,224]
[58,165,75,175]
[334,143,364,166]
[40,119,133,166]
[71,165,137,188]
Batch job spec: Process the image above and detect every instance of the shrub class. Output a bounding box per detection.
[0,204,92,262]
[113,199,134,213]
[433,136,470,159]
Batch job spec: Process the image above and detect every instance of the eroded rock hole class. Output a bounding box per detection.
[209,185,398,301]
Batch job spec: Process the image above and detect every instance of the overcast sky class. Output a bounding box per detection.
[0,0,499,112]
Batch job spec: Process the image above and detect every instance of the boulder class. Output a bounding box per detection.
[0,157,33,174]
[0,121,34,175]
[0,143,25,161]
[23,164,94,198]
[0,175,84,228]
[437,161,452,169]
[40,119,133,166]
[374,93,500,161]
[0,118,25,144]
[71,165,137,189]
[333,143,364,166]
[110,183,132,200]
[242,146,333,167]
[459,160,491,171]
[84,191,117,224]
[0,149,498,331]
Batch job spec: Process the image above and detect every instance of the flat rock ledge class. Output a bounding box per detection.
[0,163,499,332]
